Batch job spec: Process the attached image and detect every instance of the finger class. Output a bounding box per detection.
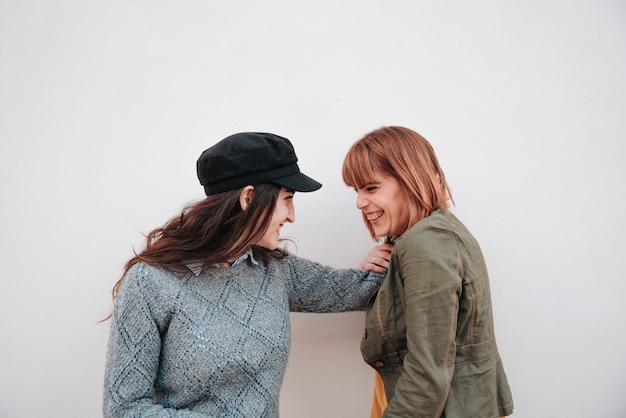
[376,257,390,269]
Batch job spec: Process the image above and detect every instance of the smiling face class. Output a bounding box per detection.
[255,187,295,250]
[354,172,415,238]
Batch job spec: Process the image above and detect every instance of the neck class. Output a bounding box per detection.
[215,259,235,268]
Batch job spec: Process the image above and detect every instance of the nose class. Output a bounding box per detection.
[286,205,295,223]
[356,191,367,210]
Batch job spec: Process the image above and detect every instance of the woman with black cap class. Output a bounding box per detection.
[102,132,393,417]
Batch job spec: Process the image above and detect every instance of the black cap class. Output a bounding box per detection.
[197,132,322,196]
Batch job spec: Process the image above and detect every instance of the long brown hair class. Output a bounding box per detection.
[342,126,454,241]
[108,183,287,303]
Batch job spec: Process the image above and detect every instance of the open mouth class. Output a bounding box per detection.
[367,211,383,222]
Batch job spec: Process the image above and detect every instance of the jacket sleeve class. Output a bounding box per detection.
[282,255,385,312]
[383,226,461,418]
[102,264,207,418]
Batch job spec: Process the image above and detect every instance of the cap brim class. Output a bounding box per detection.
[273,173,322,192]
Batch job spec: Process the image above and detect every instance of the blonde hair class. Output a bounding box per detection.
[342,126,453,240]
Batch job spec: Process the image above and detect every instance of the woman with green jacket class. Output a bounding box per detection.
[342,126,514,417]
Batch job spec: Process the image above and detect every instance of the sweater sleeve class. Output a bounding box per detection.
[383,226,461,418]
[102,264,206,418]
[282,255,385,312]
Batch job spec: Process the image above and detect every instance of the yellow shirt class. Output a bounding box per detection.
[370,371,387,418]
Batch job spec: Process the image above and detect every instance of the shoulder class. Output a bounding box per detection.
[397,209,466,257]
[122,262,176,285]
[118,262,186,304]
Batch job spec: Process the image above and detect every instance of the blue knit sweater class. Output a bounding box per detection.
[103,254,384,417]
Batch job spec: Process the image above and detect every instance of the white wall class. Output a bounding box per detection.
[1,1,625,417]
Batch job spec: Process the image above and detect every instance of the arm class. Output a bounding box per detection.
[102,264,207,418]
[284,244,392,312]
[383,227,461,418]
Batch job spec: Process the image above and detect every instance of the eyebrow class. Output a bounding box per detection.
[357,181,380,189]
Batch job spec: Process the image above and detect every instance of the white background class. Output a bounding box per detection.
[1,1,625,417]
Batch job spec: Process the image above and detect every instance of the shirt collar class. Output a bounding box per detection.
[186,248,259,276]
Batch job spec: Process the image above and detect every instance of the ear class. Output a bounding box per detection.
[239,186,255,211]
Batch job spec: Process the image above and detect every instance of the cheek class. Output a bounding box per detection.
[275,202,291,220]
[389,202,406,224]
[268,205,282,222]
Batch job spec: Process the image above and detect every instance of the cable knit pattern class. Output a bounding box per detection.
[103,254,384,417]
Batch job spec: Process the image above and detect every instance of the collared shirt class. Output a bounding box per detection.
[186,248,259,276]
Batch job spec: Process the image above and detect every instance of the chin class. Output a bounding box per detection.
[374,228,388,237]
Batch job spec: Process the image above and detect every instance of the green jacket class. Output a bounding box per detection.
[361,208,514,417]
